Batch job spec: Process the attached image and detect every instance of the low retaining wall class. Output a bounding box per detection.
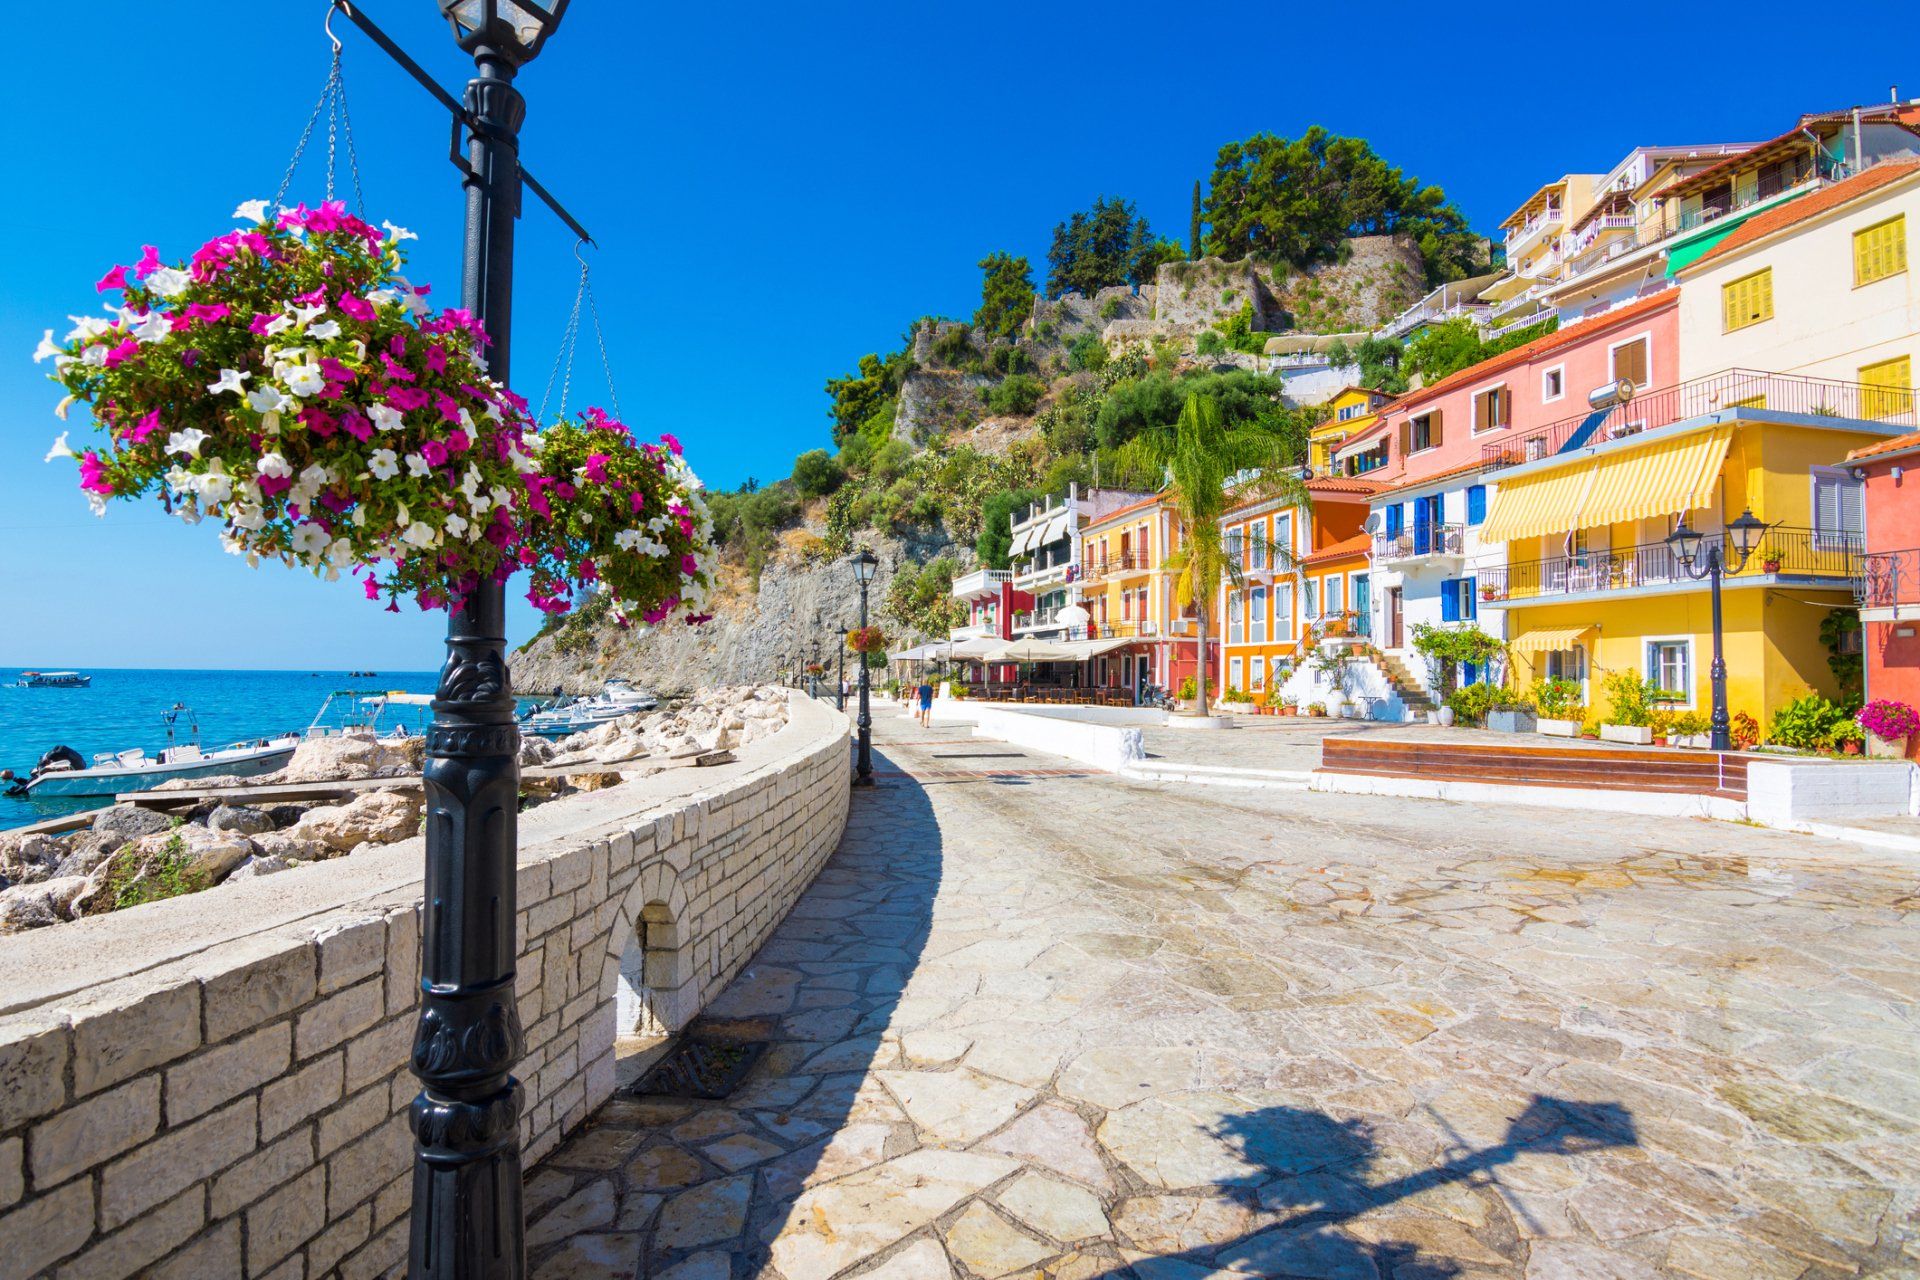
[1744,758,1917,824]
[955,706,1146,772]
[0,693,850,1280]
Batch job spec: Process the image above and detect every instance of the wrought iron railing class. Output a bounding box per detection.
[1479,526,1861,604]
[1859,550,1920,609]
[1482,369,1920,470]
[1080,552,1150,581]
[1374,524,1465,561]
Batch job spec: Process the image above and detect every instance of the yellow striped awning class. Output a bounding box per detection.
[1478,425,1733,544]
[1510,626,1596,653]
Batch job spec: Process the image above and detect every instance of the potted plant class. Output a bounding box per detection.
[1175,675,1199,711]
[1762,554,1782,574]
[1665,711,1712,749]
[1827,721,1866,755]
[1530,678,1584,737]
[1306,701,1326,718]
[1599,671,1660,745]
[1766,693,1850,753]
[847,625,890,657]
[1858,699,1919,758]
[1485,696,1537,734]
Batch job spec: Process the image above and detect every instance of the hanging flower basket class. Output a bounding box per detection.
[36,202,710,623]
[846,626,888,655]
[804,662,825,676]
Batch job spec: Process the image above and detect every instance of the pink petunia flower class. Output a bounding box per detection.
[133,245,162,279]
[95,265,128,294]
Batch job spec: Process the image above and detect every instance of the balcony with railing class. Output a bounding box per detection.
[1858,550,1920,614]
[1482,370,1920,470]
[1013,546,1075,585]
[1373,524,1466,564]
[1479,527,1861,606]
[1080,551,1150,582]
[1504,203,1563,256]
[949,567,1012,600]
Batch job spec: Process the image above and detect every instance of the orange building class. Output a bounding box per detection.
[1078,492,1218,699]
[1217,478,1381,697]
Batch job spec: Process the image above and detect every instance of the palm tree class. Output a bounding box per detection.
[1117,394,1309,717]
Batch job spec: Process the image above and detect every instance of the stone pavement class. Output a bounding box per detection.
[529,713,1920,1279]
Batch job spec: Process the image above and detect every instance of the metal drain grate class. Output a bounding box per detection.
[930,751,1028,758]
[630,1039,767,1100]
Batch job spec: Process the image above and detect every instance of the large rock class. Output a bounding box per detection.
[273,736,418,784]
[251,831,335,863]
[0,833,68,887]
[207,804,276,837]
[93,803,175,841]
[227,854,292,881]
[286,789,423,852]
[0,876,87,933]
[71,827,257,917]
[53,830,126,880]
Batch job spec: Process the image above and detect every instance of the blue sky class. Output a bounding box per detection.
[4,1,1918,669]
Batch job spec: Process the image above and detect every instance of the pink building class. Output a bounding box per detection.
[1848,432,1920,744]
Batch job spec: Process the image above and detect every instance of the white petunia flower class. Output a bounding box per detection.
[308,320,341,340]
[614,529,641,551]
[290,304,326,328]
[233,199,270,222]
[444,514,470,540]
[292,524,331,558]
[197,463,234,505]
[365,288,401,310]
[207,369,250,397]
[257,452,293,480]
[54,394,77,420]
[382,220,418,243]
[66,315,112,342]
[367,403,404,432]
[283,364,326,397]
[405,453,432,478]
[298,463,332,490]
[401,521,436,548]
[368,449,400,481]
[132,310,171,343]
[145,267,190,299]
[220,530,247,555]
[167,428,209,457]
[33,330,63,363]
[44,432,75,462]
[247,386,291,414]
[81,344,109,368]
[263,313,294,336]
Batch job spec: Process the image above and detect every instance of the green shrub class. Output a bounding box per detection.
[984,343,1032,377]
[1446,682,1500,727]
[1178,676,1198,700]
[1529,677,1583,719]
[1768,693,1851,749]
[1601,671,1666,727]
[791,449,846,498]
[986,374,1046,416]
[1195,330,1227,356]
[1066,333,1108,372]
[1099,297,1124,320]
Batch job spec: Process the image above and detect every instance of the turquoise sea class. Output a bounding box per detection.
[0,668,441,830]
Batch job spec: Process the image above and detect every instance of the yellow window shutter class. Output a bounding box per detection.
[1854,215,1908,286]
[1722,269,1773,332]
[1861,355,1914,420]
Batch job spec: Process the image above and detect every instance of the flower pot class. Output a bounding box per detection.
[1672,733,1712,749]
[1867,730,1910,759]
[1436,706,1456,727]
[1323,692,1347,718]
[1762,559,1781,574]
[1426,710,1442,726]
[1842,740,1863,756]
[1537,718,1581,738]
[1599,724,1653,745]
[1486,709,1537,734]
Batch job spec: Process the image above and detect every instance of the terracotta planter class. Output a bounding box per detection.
[1842,740,1863,756]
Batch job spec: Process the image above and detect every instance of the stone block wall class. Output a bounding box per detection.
[0,696,850,1280]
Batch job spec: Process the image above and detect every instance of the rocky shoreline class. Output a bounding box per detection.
[0,685,790,934]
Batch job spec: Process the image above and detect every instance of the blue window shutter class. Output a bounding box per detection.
[1463,661,1480,686]
[1386,504,1403,538]
[1440,578,1459,622]
[1463,576,1478,621]
[1467,486,1486,525]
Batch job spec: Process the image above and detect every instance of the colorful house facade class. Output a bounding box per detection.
[1308,386,1395,476]
[1080,492,1217,698]
[1849,431,1920,739]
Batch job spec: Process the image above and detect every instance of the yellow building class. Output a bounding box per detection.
[1309,386,1395,476]
[1079,493,1215,697]
[1476,398,1900,724]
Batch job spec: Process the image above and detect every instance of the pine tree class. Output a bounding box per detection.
[1190,180,1203,261]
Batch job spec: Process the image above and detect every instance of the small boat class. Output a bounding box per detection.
[305,689,433,742]
[7,704,297,799]
[519,678,657,738]
[15,671,91,688]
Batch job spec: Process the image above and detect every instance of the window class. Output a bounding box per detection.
[1325,575,1345,616]
[1854,215,1907,287]
[1303,578,1319,619]
[1466,485,1487,526]
[1860,356,1913,421]
[1812,466,1865,548]
[1275,582,1295,639]
[1225,526,1244,565]
[1611,336,1651,387]
[1273,513,1293,559]
[1542,366,1566,402]
[1544,646,1586,683]
[1439,576,1478,622]
[1229,657,1243,693]
[1472,386,1511,433]
[1251,587,1267,644]
[1250,522,1267,570]
[1645,639,1692,702]
[1227,591,1243,645]
[1408,411,1440,453]
[1721,270,1773,332]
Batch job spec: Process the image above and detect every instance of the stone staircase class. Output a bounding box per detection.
[1366,651,1438,715]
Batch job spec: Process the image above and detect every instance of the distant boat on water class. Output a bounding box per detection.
[519,678,657,738]
[15,671,90,688]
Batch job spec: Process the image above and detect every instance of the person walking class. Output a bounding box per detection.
[916,677,935,727]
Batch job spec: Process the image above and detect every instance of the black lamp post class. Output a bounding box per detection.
[1666,507,1769,752]
[851,549,878,784]
[409,4,567,1277]
[836,626,848,712]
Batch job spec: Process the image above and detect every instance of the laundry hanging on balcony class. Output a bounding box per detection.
[1478,425,1733,543]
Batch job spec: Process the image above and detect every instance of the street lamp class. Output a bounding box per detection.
[1666,508,1768,752]
[851,549,879,785]
[412,4,569,1278]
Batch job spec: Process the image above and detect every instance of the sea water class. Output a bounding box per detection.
[0,668,439,830]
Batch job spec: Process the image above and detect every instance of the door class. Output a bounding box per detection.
[1387,587,1404,648]
[1413,496,1435,556]
[1351,574,1372,638]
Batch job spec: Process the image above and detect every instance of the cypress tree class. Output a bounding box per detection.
[1189,179,1203,260]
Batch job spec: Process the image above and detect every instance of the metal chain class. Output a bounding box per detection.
[273,44,366,216]
[332,54,367,217]
[538,269,587,422]
[582,270,623,421]
[271,53,334,211]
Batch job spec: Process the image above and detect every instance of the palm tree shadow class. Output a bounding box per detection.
[1094,1095,1636,1278]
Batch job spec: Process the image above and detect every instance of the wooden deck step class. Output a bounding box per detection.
[1321,737,1750,800]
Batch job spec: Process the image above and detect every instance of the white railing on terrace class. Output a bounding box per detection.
[949,568,1011,599]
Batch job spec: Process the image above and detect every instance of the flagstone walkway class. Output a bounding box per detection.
[529,714,1920,1280]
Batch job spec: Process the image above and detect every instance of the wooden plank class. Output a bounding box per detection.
[1320,765,1745,800]
[7,807,111,837]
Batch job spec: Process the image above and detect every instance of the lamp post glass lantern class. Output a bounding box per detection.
[409,6,568,1278]
[1664,508,1766,753]
[852,550,879,785]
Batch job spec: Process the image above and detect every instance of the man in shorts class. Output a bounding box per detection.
[916,678,935,726]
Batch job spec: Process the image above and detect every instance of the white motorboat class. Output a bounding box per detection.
[304,689,434,742]
[14,670,91,688]
[520,678,657,738]
[9,704,297,799]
